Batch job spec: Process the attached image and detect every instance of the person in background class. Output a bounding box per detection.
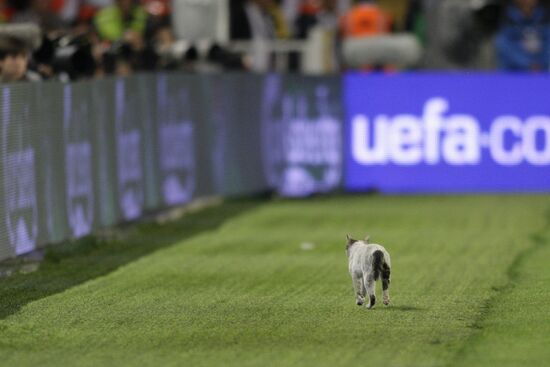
[262,0,290,39]
[230,0,290,71]
[150,17,177,69]
[282,0,350,35]
[496,0,550,72]
[49,0,79,24]
[93,0,147,75]
[11,0,66,33]
[405,0,425,45]
[230,0,289,40]
[340,0,391,39]
[0,0,14,23]
[293,0,319,38]
[338,0,391,70]
[0,36,41,82]
[339,0,422,71]
[317,0,340,29]
[94,0,146,42]
[293,0,341,38]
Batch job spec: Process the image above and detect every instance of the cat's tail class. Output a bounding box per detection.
[373,250,390,281]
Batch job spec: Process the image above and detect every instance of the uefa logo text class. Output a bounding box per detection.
[351,97,550,166]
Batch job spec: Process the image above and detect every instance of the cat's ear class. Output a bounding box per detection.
[346,234,357,245]
[364,235,370,243]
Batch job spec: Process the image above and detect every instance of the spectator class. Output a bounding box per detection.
[286,0,341,72]
[264,0,290,39]
[317,0,340,29]
[339,0,421,70]
[49,0,78,23]
[340,0,391,39]
[282,0,350,35]
[230,0,289,40]
[421,0,494,69]
[293,0,341,38]
[496,0,550,71]
[294,0,320,38]
[47,0,108,24]
[0,36,41,82]
[1,1,15,23]
[148,15,180,70]
[11,0,66,34]
[94,0,147,42]
[230,0,290,71]
[405,0,426,45]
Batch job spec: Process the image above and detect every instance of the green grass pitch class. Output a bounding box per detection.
[0,195,549,366]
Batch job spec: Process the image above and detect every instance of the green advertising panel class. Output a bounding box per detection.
[0,73,344,261]
[261,74,344,197]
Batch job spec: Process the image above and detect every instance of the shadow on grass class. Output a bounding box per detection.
[0,198,263,320]
[383,305,424,312]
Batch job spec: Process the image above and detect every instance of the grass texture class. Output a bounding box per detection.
[0,195,549,367]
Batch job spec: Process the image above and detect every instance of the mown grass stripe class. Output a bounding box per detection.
[0,199,263,320]
[0,195,548,367]
[451,208,550,367]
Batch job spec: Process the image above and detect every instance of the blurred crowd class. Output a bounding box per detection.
[0,0,549,83]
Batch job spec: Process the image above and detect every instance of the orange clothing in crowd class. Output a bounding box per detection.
[49,0,65,13]
[0,0,14,22]
[340,3,392,38]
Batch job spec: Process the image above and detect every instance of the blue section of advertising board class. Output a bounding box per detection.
[344,73,550,193]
